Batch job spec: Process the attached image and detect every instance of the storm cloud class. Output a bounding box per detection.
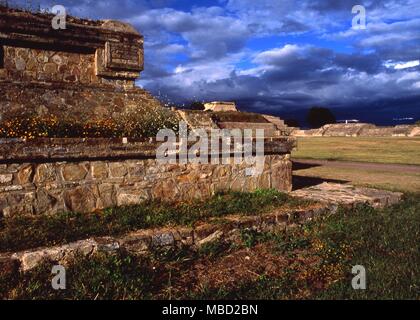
[6,0,420,124]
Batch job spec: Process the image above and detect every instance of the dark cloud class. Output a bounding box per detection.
[334,53,383,74]
[305,0,376,12]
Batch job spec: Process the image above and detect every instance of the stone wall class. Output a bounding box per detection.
[3,46,101,85]
[0,138,294,217]
[1,81,163,122]
[0,7,164,122]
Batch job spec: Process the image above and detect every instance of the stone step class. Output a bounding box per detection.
[0,204,332,273]
[262,115,286,130]
[0,183,403,274]
[291,183,403,208]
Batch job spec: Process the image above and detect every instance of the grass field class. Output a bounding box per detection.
[293,165,420,193]
[292,137,420,165]
[1,192,418,300]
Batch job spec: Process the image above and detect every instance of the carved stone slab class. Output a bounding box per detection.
[105,41,143,71]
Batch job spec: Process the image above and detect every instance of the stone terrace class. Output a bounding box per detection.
[0,137,295,216]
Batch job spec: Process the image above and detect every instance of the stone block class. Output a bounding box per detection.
[15,57,26,71]
[116,188,148,207]
[62,164,88,181]
[14,239,98,271]
[151,179,179,200]
[0,174,13,185]
[63,186,97,213]
[109,163,128,178]
[34,190,59,215]
[151,233,175,247]
[97,184,116,208]
[34,164,57,184]
[197,230,224,246]
[17,165,34,184]
[120,233,151,253]
[92,162,108,179]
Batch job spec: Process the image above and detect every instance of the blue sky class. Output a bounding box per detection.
[7,0,420,125]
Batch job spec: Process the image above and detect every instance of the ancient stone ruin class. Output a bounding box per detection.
[0,6,162,122]
[204,101,238,112]
[0,7,295,217]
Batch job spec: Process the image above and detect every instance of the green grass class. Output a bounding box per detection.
[193,194,420,300]
[0,189,308,253]
[292,137,420,165]
[315,194,420,299]
[0,252,156,300]
[1,193,418,300]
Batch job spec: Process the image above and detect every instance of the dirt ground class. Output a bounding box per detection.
[152,241,325,299]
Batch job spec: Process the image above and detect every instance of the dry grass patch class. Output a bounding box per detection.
[293,137,420,165]
[293,165,420,193]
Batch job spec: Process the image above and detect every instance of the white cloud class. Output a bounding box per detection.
[253,44,302,65]
[394,60,420,70]
[396,71,420,83]
[385,60,420,70]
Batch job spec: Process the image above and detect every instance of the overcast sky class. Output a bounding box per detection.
[8,0,420,125]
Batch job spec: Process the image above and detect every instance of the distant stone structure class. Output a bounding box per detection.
[0,6,162,121]
[337,120,360,124]
[204,101,238,112]
[292,123,420,137]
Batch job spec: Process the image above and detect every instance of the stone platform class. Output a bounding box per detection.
[0,137,296,216]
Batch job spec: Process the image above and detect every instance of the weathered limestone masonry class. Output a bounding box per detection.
[0,7,162,121]
[0,137,295,217]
